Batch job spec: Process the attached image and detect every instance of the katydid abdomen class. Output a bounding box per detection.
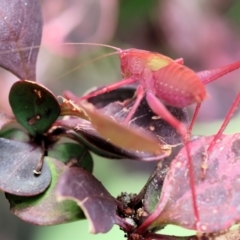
[142,62,208,108]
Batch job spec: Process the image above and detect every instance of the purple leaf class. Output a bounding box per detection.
[6,158,85,225]
[0,0,42,80]
[141,133,240,234]
[0,138,51,196]
[60,85,187,160]
[88,85,188,145]
[58,118,170,161]
[56,167,118,233]
[142,145,184,214]
[60,100,171,157]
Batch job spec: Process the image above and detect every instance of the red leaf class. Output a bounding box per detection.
[143,134,240,233]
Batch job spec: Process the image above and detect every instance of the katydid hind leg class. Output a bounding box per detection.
[202,92,240,178]
[198,60,240,85]
[146,92,188,137]
[145,91,200,229]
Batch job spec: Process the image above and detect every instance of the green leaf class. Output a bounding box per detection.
[0,126,30,142]
[9,80,60,136]
[49,142,93,173]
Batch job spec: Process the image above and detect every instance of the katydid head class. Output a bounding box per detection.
[120,49,150,78]
[119,49,175,79]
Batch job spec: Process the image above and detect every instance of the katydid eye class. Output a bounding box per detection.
[120,52,127,59]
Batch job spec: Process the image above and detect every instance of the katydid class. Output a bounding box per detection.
[2,3,240,235]
[65,46,208,139]
[2,35,240,233]
[64,46,207,230]
[63,42,240,232]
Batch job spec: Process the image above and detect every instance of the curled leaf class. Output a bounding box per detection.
[59,98,89,121]
[78,102,171,156]
[56,167,117,233]
[59,98,171,158]
[55,122,167,160]
[60,85,188,160]
[88,85,188,145]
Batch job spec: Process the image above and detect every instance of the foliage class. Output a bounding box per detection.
[1,1,240,240]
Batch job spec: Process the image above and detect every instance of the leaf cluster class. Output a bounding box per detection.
[0,1,240,240]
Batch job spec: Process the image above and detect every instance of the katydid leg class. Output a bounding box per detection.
[64,77,138,103]
[146,92,188,137]
[145,91,200,230]
[197,61,240,85]
[123,85,145,124]
[202,92,240,177]
[188,61,240,138]
[188,103,201,135]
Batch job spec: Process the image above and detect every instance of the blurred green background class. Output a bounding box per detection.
[1,0,240,239]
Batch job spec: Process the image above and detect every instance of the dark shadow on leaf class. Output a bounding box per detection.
[88,85,189,145]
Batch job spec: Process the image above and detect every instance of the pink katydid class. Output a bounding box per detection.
[1,37,240,233]
[62,42,240,232]
[0,37,224,232]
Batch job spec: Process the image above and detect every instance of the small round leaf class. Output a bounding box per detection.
[0,138,51,196]
[9,80,60,136]
[6,157,84,225]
